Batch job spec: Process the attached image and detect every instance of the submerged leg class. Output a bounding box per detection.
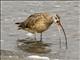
[34,33,37,40]
[59,36,61,49]
[40,33,42,42]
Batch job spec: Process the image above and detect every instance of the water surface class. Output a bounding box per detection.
[1,1,80,60]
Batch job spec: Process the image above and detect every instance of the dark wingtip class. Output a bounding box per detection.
[15,22,20,24]
[18,28,22,30]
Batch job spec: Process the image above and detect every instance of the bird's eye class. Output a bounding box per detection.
[56,20,59,23]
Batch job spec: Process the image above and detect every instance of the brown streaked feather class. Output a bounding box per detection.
[25,13,43,25]
[15,12,53,33]
[24,13,53,28]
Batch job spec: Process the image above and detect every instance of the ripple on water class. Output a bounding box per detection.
[0,50,24,60]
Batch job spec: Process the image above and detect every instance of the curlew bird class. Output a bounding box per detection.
[15,12,68,49]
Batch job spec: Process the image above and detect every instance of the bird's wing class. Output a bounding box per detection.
[24,13,44,28]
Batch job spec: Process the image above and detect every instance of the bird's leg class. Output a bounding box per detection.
[34,33,37,41]
[40,33,42,42]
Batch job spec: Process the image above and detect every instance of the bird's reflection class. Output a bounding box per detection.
[17,37,52,53]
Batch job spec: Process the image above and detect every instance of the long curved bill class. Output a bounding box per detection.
[56,22,68,49]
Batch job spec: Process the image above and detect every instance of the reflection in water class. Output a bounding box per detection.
[17,38,52,53]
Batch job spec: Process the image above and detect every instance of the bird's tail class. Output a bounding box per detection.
[15,22,25,30]
[15,22,21,24]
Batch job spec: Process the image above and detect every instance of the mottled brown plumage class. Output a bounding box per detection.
[16,13,53,33]
[15,12,68,49]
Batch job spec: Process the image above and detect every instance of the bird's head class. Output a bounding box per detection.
[52,14,63,32]
[52,14,68,49]
[53,14,61,26]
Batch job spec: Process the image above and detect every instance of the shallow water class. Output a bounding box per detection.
[1,1,80,60]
